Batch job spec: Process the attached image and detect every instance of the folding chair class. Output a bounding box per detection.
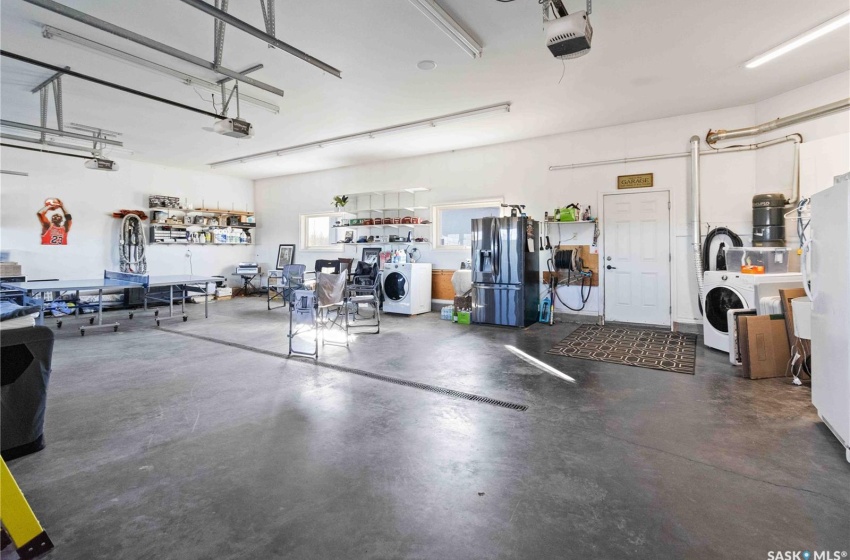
[314,259,343,274]
[348,264,381,334]
[288,289,318,359]
[268,264,306,310]
[306,259,344,290]
[316,272,349,348]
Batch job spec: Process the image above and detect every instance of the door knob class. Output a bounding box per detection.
[606,265,616,270]
[606,256,612,261]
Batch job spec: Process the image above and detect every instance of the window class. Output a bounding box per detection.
[300,212,343,252]
[433,200,502,249]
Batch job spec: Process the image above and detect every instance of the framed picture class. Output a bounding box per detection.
[361,247,381,266]
[276,244,296,270]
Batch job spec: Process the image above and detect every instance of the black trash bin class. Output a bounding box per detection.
[1,326,55,460]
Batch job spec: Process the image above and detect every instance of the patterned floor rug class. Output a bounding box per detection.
[546,324,697,375]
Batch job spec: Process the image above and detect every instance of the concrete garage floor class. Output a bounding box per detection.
[3,297,848,559]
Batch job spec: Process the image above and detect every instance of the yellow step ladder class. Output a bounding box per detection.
[0,457,54,559]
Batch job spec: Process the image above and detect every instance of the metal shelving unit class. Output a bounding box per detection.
[149,203,256,245]
[333,189,432,250]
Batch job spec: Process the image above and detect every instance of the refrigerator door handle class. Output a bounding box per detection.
[492,219,500,279]
[473,283,520,290]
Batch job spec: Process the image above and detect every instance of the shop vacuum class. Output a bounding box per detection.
[752,193,788,247]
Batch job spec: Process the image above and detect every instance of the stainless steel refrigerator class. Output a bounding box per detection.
[471,217,540,327]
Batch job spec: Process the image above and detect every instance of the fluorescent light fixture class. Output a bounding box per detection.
[504,345,576,384]
[745,11,850,68]
[407,0,482,59]
[209,102,510,168]
[0,120,123,146]
[42,25,279,113]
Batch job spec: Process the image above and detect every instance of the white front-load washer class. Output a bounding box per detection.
[702,271,802,352]
[382,262,432,315]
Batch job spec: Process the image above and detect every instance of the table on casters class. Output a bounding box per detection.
[0,271,218,335]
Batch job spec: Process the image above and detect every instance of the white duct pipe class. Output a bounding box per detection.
[789,138,801,205]
[548,135,800,171]
[690,136,704,312]
[688,134,801,315]
[706,98,849,145]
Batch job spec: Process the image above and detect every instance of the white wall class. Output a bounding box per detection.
[755,71,850,198]
[0,150,254,285]
[254,69,849,325]
[254,105,749,323]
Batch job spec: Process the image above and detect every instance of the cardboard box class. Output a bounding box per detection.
[739,315,791,379]
[453,295,471,311]
[0,262,22,276]
[215,287,232,298]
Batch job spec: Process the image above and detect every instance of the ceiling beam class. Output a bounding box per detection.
[22,0,285,97]
[2,51,223,120]
[30,66,69,93]
[1,133,99,153]
[1,120,124,146]
[41,26,279,114]
[1,142,92,160]
[216,64,263,85]
[178,0,341,78]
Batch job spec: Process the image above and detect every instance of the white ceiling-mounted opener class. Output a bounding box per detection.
[543,0,594,60]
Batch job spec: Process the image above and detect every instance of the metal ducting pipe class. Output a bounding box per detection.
[706,98,849,145]
[690,136,704,313]
[789,137,801,205]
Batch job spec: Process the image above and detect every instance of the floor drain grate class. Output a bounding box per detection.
[328,364,528,411]
[160,328,528,412]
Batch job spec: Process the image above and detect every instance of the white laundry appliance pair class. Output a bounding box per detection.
[381,263,432,315]
[702,271,802,352]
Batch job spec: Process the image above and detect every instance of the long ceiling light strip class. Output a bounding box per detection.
[208,102,510,168]
[1,142,92,160]
[0,120,123,146]
[41,26,279,114]
[745,11,850,68]
[407,0,482,59]
[1,133,105,153]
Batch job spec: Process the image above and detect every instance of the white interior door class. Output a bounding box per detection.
[603,191,671,326]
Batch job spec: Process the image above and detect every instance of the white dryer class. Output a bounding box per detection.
[702,271,802,352]
[382,263,432,315]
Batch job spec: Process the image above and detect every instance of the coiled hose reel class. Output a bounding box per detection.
[119,213,147,273]
[548,248,592,311]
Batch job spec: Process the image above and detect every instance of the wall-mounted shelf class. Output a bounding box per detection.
[149,207,255,217]
[331,189,432,247]
[333,224,431,229]
[152,223,256,229]
[337,242,431,246]
[545,220,597,225]
[149,197,256,245]
[150,241,252,245]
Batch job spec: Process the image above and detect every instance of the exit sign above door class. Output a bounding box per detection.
[617,173,654,189]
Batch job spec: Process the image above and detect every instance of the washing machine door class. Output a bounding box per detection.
[384,271,408,301]
[705,286,745,333]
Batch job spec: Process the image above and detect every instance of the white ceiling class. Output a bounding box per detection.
[1,0,848,179]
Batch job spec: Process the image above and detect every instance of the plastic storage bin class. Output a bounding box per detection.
[724,247,797,274]
[455,310,471,325]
